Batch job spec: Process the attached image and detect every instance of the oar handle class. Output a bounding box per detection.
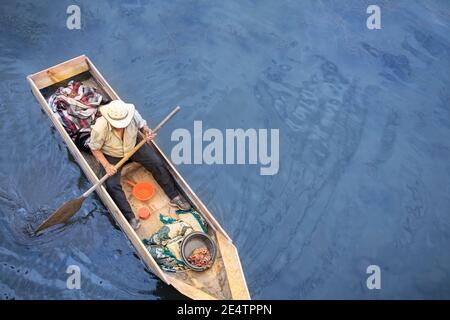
[113,138,147,170]
[152,105,181,133]
[82,106,181,198]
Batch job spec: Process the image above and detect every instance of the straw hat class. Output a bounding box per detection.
[100,100,135,128]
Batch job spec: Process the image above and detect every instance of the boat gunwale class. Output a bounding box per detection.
[28,55,88,79]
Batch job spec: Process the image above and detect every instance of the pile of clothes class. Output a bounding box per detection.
[142,209,209,272]
[48,80,106,152]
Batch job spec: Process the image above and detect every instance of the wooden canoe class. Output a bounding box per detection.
[27,55,250,300]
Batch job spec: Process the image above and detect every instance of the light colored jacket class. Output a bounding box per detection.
[88,110,147,158]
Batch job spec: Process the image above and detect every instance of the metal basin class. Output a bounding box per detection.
[181,231,217,272]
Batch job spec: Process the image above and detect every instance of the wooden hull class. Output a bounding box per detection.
[27,55,250,300]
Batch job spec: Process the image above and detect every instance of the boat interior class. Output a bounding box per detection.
[36,67,234,299]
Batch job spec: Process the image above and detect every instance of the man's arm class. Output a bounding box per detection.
[88,120,117,176]
[140,125,157,141]
[91,149,117,176]
[135,110,156,141]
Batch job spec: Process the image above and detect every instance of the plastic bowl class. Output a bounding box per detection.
[181,232,217,272]
[126,180,155,201]
[138,206,151,220]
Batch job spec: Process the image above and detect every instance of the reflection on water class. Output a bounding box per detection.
[1,0,450,299]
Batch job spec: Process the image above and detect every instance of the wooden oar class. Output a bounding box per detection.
[35,106,181,234]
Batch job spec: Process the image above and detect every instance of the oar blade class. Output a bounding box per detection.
[35,197,85,233]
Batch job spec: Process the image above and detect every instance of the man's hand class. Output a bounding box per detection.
[104,162,118,176]
[143,126,156,141]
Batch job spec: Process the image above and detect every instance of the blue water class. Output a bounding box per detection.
[1,0,450,299]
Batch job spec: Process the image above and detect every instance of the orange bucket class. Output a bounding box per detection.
[126,180,155,201]
[138,207,151,220]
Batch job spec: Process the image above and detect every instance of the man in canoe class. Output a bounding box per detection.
[88,100,191,230]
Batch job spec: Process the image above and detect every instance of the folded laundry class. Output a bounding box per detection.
[48,80,105,151]
[143,219,192,272]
